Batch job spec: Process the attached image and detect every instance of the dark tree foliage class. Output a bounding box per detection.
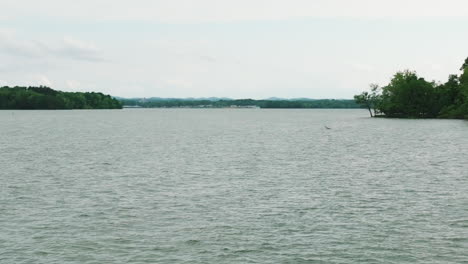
[460,57,468,71]
[380,71,438,118]
[0,86,122,109]
[354,57,468,119]
[119,98,360,109]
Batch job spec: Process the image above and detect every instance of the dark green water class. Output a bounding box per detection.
[1,109,467,263]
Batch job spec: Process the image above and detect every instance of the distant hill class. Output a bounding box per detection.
[118,97,360,109]
[116,97,233,102]
[264,97,317,101]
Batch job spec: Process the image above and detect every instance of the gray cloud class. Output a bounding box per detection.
[0,30,43,58]
[54,37,105,62]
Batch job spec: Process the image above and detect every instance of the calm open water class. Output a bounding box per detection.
[1,109,468,263]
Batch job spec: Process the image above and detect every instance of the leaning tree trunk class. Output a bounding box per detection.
[367,105,373,117]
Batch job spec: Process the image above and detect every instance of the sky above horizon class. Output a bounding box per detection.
[1,0,468,99]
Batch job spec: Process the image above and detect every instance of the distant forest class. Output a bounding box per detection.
[355,57,468,119]
[0,86,122,109]
[119,98,360,109]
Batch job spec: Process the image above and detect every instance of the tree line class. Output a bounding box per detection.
[0,86,122,109]
[119,98,360,109]
[355,57,468,119]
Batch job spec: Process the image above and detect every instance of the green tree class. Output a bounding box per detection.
[457,59,468,118]
[354,57,468,119]
[0,86,122,109]
[354,83,381,117]
[379,70,437,118]
[460,57,468,71]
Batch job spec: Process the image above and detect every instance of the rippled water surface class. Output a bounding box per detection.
[1,109,468,263]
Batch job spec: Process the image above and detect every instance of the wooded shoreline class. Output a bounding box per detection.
[0,86,122,109]
[354,57,468,120]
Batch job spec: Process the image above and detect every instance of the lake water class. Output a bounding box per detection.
[1,109,468,263]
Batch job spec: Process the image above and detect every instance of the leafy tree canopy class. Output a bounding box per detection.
[0,86,122,110]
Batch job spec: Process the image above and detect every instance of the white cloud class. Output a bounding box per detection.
[66,80,81,90]
[33,74,53,87]
[0,29,43,57]
[0,30,104,62]
[58,37,104,62]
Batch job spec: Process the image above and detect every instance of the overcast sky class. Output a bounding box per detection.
[1,0,468,99]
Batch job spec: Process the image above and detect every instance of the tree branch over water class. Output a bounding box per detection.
[354,57,468,119]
